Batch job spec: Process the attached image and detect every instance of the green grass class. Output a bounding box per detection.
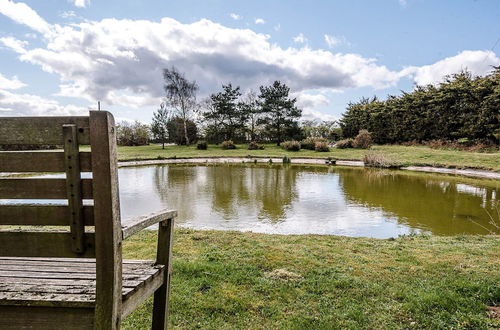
[123,229,500,329]
[115,144,500,172]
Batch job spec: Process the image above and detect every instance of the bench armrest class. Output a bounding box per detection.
[122,209,177,240]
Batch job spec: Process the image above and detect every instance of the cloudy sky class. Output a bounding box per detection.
[0,0,499,122]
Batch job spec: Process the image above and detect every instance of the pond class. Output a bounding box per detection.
[118,164,499,238]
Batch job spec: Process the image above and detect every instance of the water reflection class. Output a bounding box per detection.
[117,164,498,238]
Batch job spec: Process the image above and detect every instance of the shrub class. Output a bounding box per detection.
[335,138,354,149]
[314,141,330,152]
[281,140,301,151]
[353,129,373,149]
[117,121,150,146]
[248,141,265,150]
[197,141,208,150]
[301,137,328,150]
[221,140,236,149]
[363,152,400,168]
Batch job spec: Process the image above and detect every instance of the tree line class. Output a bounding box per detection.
[117,66,499,147]
[339,68,500,144]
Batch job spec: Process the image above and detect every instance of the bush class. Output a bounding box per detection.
[301,137,328,150]
[248,141,265,150]
[117,121,150,146]
[353,129,373,149]
[314,141,330,152]
[197,141,208,150]
[281,140,301,151]
[335,138,354,149]
[221,140,236,149]
[363,152,400,168]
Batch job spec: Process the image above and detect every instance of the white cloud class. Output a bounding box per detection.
[229,13,241,20]
[399,0,407,7]
[324,34,340,48]
[60,10,76,19]
[293,33,307,44]
[274,23,281,31]
[0,88,88,116]
[74,0,90,8]
[294,92,336,121]
[0,0,51,33]
[0,36,28,53]
[254,18,265,24]
[404,50,500,85]
[0,73,26,89]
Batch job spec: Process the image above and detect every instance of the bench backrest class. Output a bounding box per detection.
[0,111,122,260]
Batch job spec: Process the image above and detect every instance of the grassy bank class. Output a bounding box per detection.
[116,144,500,172]
[123,229,500,329]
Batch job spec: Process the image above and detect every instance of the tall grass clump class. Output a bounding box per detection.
[221,140,236,149]
[314,141,330,152]
[335,138,354,149]
[363,152,400,168]
[281,141,301,151]
[248,141,265,150]
[353,129,373,149]
[301,137,328,150]
[196,141,208,150]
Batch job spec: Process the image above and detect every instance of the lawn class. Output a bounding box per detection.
[123,229,500,329]
[115,144,500,172]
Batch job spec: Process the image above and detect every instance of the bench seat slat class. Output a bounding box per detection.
[0,258,164,308]
[0,151,92,172]
[0,178,93,199]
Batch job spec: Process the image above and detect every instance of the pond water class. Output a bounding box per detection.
[118,164,499,238]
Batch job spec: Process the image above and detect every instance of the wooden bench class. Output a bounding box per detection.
[0,111,177,329]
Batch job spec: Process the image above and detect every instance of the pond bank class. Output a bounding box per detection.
[122,229,500,329]
[118,157,500,180]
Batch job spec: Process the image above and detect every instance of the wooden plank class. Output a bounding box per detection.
[0,151,92,172]
[89,111,123,329]
[0,283,138,297]
[64,124,85,253]
[122,209,177,239]
[122,267,165,319]
[0,264,159,276]
[0,178,93,199]
[0,277,143,288]
[0,259,154,269]
[152,217,175,329]
[0,231,95,258]
[0,306,94,330]
[0,271,151,281]
[0,204,94,226]
[0,292,95,306]
[0,116,90,145]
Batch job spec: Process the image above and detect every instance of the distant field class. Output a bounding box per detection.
[122,229,500,329]
[115,144,500,172]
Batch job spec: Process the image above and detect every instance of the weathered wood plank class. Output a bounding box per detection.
[0,116,90,145]
[122,209,177,240]
[0,271,151,281]
[152,217,175,329]
[0,306,94,330]
[0,231,95,258]
[122,266,165,319]
[89,110,123,329]
[0,204,94,226]
[0,178,93,199]
[0,283,137,297]
[0,264,159,276]
[0,292,95,306]
[0,151,92,172]
[0,258,154,269]
[64,124,85,253]
[0,277,143,288]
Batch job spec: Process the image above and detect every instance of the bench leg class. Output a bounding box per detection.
[152,217,174,330]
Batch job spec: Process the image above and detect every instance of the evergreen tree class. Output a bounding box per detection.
[258,81,302,145]
[151,103,169,149]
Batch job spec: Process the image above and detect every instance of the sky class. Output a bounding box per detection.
[0,0,499,123]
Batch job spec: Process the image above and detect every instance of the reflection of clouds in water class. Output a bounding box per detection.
[16,165,494,238]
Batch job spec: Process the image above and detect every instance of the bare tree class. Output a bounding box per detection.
[162,67,198,145]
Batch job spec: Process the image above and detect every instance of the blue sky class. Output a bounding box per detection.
[0,0,499,122]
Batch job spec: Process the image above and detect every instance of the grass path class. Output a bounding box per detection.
[123,229,500,329]
[115,144,500,172]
